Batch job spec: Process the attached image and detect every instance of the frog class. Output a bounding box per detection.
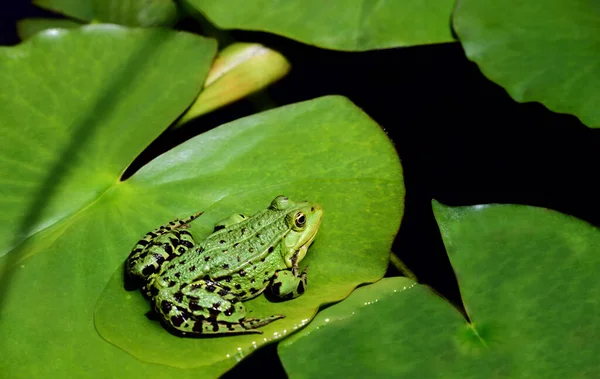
[125,195,323,336]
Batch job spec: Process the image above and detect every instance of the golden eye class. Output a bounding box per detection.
[295,212,306,227]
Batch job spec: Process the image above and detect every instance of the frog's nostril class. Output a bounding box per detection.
[310,207,315,212]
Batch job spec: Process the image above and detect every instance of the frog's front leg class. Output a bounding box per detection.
[270,252,309,300]
[154,279,284,336]
[126,211,202,286]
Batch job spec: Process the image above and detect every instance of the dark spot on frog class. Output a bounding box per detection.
[192,321,203,333]
[268,246,274,253]
[177,247,186,254]
[234,283,242,290]
[137,240,149,246]
[171,315,185,327]
[168,281,176,287]
[227,324,235,331]
[142,265,155,276]
[265,271,269,275]
[249,287,260,295]
[180,283,188,289]
[180,230,192,237]
[169,221,176,226]
[222,276,232,283]
[311,206,315,212]
[167,264,175,270]
[256,233,261,238]
[222,249,228,254]
[222,264,229,269]
[218,289,228,296]
[189,301,202,311]
[238,290,247,297]
[148,232,157,238]
[180,240,194,248]
[239,270,246,277]
[204,256,211,262]
[297,282,305,294]
[179,260,186,265]
[224,306,234,316]
[152,254,165,265]
[169,237,179,246]
[163,244,173,255]
[241,228,247,234]
[150,286,159,297]
[206,283,216,292]
[219,240,226,244]
[174,292,184,303]
[249,247,254,253]
[160,300,172,314]
[237,256,241,263]
[272,281,282,296]
[233,243,239,248]
[251,278,255,284]
[239,214,246,219]
[174,272,181,278]
[213,225,225,232]
[222,285,232,291]
[212,322,219,332]
[212,302,221,309]
[189,266,196,272]
[197,246,204,253]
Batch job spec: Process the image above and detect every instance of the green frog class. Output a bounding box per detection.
[126,196,323,336]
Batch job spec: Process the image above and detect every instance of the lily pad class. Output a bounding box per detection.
[17,18,83,40]
[279,203,600,377]
[0,26,404,377]
[34,0,179,26]
[453,0,600,128]
[184,0,455,51]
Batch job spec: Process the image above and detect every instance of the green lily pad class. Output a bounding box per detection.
[453,0,600,128]
[34,0,179,26]
[17,18,83,40]
[183,0,455,51]
[0,26,403,377]
[279,203,600,377]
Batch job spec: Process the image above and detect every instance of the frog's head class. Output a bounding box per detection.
[270,195,323,268]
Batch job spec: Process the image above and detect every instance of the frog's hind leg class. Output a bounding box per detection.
[126,211,203,286]
[129,211,204,258]
[154,280,284,336]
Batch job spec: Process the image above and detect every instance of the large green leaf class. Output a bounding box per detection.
[184,0,455,51]
[0,26,403,377]
[279,203,600,377]
[34,0,179,26]
[453,0,600,128]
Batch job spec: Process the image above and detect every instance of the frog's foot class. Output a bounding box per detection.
[270,267,308,300]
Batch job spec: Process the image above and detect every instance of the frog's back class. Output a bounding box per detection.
[162,207,290,284]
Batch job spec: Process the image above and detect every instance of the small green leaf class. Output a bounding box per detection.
[177,43,291,126]
[184,0,455,51]
[454,0,600,128]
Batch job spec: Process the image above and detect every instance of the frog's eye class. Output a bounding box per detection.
[294,212,306,228]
